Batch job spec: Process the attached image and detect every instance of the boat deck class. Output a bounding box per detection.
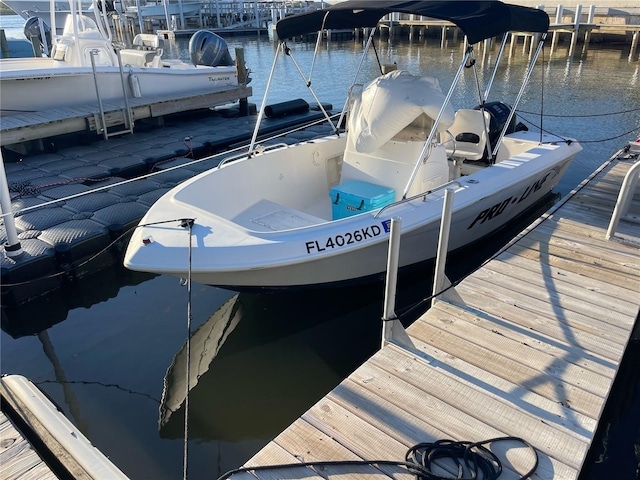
[0,85,252,147]
[239,148,640,479]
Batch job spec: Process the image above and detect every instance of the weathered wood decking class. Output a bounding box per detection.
[0,375,129,480]
[0,85,252,147]
[0,410,57,480]
[239,150,640,479]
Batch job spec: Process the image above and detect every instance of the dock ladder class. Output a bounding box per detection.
[90,47,135,139]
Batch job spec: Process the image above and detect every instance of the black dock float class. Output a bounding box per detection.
[1,106,336,305]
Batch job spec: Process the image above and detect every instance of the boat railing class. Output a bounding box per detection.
[605,157,640,241]
[217,142,289,168]
[374,180,462,219]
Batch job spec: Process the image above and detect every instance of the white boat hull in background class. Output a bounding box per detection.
[0,58,237,114]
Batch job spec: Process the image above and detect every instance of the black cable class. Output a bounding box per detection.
[518,106,640,117]
[372,38,383,75]
[216,436,537,480]
[517,113,640,143]
[1,218,193,288]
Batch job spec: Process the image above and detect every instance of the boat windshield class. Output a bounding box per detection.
[62,14,102,36]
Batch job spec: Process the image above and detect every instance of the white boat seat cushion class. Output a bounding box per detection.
[446,109,491,161]
[120,34,164,67]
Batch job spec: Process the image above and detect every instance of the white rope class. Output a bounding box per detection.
[182,219,194,480]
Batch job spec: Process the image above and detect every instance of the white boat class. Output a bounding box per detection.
[0,6,239,115]
[2,0,95,29]
[123,0,202,19]
[124,0,583,290]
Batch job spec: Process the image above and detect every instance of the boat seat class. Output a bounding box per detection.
[445,109,491,161]
[120,34,164,67]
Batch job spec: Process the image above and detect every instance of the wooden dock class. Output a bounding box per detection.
[236,148,640,479]
[0,375,129,479]
[0,410,57,480]
[0,85,252,147]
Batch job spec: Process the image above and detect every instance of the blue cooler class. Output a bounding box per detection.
[329,180,395,219]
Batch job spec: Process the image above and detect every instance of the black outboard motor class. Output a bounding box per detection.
[189,30,234,67]
[473,101,518,156]
[23,16,51,55]
[96,0,116,13]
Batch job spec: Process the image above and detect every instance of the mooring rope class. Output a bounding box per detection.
[181,218,195,480]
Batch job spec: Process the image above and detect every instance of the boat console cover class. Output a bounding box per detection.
[348,70,455,154]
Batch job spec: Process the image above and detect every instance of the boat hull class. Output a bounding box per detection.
[125,2,201,19]
[0,59,238,114]
[124,132,581,290]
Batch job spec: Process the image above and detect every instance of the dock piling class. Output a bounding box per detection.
[381,217,413,350]
[431,187,455,307]
[0,151,23,257]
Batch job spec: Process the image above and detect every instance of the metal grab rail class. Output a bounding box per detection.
[605,159,640,240]
[374,181,462,219]
[217,143,289,168]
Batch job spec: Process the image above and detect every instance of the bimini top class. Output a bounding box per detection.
[275,0,549,45]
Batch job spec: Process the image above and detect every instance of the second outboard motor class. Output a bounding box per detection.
[189,30,234,67]
[23,16,51,55]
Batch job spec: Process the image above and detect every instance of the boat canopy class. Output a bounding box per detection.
[349,70,455,154]
[275,0,550,44]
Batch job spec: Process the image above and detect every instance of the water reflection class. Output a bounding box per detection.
[1,265,155,338]
[158,286,384,442]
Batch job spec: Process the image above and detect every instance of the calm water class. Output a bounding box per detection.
[1,14,640,479]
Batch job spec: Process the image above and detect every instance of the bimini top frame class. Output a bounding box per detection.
[249,1,551,196]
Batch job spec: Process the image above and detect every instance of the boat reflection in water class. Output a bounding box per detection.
[158,287,384,441]
[1,265,155,338]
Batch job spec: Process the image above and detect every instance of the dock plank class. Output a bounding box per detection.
[478,254,637,318]
[0,411,57,480]
[407,310,606,418]
[497,241,636,290]
[272,420,394,479]
[366,348,582,477]
[468,266,633,337]
[439,281,626,362]
[0,86,252,146]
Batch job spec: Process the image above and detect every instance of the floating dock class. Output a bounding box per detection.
[1,103,335,305]
[236,148,640,479]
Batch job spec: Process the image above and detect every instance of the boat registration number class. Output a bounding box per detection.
[305,224,383,254]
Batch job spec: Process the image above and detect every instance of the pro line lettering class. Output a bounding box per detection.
[516,171,551,204]
[467,197,512,229]
[467,171,553,229]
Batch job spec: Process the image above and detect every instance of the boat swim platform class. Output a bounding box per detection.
[238,149,640,479]
[0,374,128,479]
[0,85,252,147]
